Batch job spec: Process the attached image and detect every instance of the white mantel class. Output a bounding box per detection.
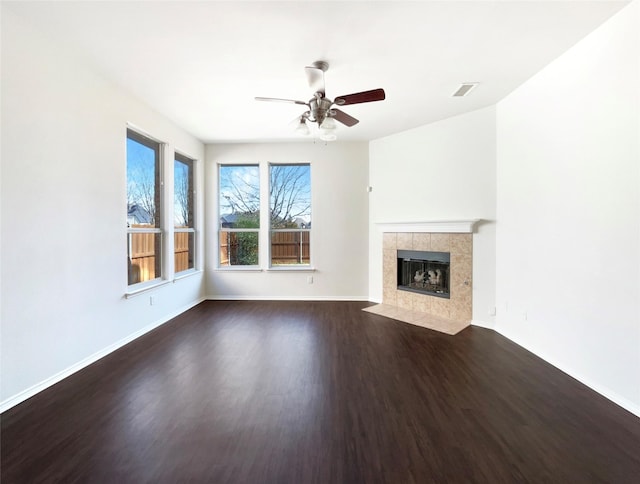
[376,220,480,234]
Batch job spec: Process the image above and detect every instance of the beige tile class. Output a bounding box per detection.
[430,233,450,252]
[397,232,413,250]
[412,292,431,313]
[430,297,450,319]
[383,287,397,306]
[396,290,414,311]
[370,304,396,318]
[451,254,472,286]
[450,233,472,257]
[382,232,397,250]
[383,249,397,273]
[362,304,385,315]
[383,278,396,295]
[451,298,472,322]
[362,303,469,336]
[383,274,397,294]
[412,233,431,251]
[383,249,397,293]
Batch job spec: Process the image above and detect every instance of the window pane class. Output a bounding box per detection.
[271,230,310,266]
[219,165,260,229]
[219,231,259,266]
[127,129,162,286]
[269,164,311,229]
[175,231,194,272]
[127,132,160,228]
[175,154,194,228]
[270,164,310,267]
[128,232,161,284]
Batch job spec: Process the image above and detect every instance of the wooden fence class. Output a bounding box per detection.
[174,231,193,272]
[130,229,310,282]
[271,231,310,265]
[128,228,192,284]
[219,230,310,266]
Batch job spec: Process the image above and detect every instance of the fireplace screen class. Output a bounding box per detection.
[397,250,450,298]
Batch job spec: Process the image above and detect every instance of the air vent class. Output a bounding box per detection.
[452,83,478,97]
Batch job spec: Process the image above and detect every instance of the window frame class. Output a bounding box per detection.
[268,163,312,268]
[126,128,164,288]
[217,164,261,268]
[174,152,197,275]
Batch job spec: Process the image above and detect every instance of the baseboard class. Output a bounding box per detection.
[206,295,370,301]
[495,328,640,418]
[0,297,206,414]
[470,319,495,330]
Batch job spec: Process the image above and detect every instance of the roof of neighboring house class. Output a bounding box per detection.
[128,204,152,225]
[220,213,241,228]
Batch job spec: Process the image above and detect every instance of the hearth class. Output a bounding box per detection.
[397,250,450,299]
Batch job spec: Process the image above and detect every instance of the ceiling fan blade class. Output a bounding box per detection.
[255,97,308,106]
[332,109,359,127]
[334,88,385,106]
[305,66,325,95]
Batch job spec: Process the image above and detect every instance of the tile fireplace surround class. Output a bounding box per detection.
[366,221,478,335]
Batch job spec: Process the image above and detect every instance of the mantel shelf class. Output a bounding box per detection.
[375,220,480,234]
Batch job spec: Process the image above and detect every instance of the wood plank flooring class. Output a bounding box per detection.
[2,300,640,483]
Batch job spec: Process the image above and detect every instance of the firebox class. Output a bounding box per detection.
[397,250,450,298]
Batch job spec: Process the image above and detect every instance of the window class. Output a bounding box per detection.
[174,153,196,273]
[270,164,311,266]
[127,129,162,285]
[219,165,260,266]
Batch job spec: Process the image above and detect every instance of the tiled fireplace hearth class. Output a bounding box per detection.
[365,220,478,335]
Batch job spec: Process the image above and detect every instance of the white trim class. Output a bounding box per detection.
[213,267,263,273]
[0,297,206,413]
[376,220,480,233]
[470,319,495,330]
[125,279,172,298]
[206,295,368,301]
[266,267,316,273]
[126,122,167,145]
[173,269,202,282]
[496,327,640,418]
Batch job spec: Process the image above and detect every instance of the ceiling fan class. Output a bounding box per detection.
[255,61,386,140]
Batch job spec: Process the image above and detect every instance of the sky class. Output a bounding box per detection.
[127,136,191,226]
[219,164,311,226]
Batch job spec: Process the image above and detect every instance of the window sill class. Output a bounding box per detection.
[173,269,202,282]
[125,279,172,298]
[267,267,316,273]
[213,267,316,273]
[214,267,263,273]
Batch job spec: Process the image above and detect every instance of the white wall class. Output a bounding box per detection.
[496,1,640,414]
[205,142,370,300]
[368,106,497,325]
[1,10,205,408]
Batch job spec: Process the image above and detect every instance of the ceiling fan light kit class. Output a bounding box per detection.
[295,117,310,136]
[256,61,386,141]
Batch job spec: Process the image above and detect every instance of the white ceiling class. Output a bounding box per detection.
[4,1,629,143]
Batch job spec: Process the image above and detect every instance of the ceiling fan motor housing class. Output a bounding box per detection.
[309,96,333,125]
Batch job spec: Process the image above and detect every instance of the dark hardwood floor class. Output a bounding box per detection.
[2,300,640,483]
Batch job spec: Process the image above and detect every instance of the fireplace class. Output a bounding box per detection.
[377,225,475,324]
[397,250,450,299]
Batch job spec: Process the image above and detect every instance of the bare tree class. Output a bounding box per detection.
[175,162,192,227]
[127,161,158,225]
[219,166,260,218]
[219,165,310,226]
[269,165,311,227]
